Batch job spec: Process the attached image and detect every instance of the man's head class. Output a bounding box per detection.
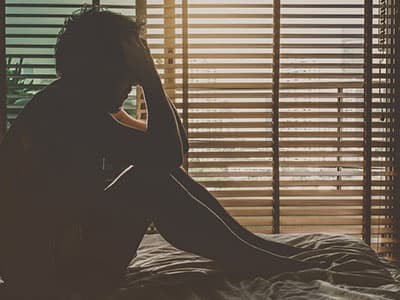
[55,6,141,111]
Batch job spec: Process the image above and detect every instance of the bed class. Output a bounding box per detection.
[0,233,399,299]
[110,233,400,300]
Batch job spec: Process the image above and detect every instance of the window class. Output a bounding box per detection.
[142,0,398,261]
[3,0,138,126]
[1,0,398,261]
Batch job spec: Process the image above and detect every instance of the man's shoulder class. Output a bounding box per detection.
[6,79,74,139]
[27,79,66,109]
[17,79,77,126]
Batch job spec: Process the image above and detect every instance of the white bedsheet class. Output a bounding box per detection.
[115,233,400,300]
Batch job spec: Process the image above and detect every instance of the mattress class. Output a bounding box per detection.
[112,233,400,300]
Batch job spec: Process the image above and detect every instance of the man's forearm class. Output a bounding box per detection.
[142,76,184,166]
[111,109,147,132]
[167,97,189,154]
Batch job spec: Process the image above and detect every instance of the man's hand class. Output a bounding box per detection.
[122,35,185,168]
[122,36,160,87]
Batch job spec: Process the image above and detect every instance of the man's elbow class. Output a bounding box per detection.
[145,135,184,168]
[162,143,185,168]
[163,150,184,169]
[182,139,190,154]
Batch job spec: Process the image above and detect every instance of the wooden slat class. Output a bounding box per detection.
[6,3,89,8]
[198,180,373,187]
[160,72,364,79]
[188,121,379,129]
[176,102,386,109]
[279,226,363,234]
[219,198,392,207]
[158,63,382,69]
[145,13,386,19]
[189,131,368,139]
[188,150,394,158]
[189,170,391,177]
[174,93,365,99]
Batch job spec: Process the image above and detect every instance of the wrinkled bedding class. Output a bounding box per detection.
[113,233,400,300]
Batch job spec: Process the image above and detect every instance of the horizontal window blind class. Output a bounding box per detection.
[141,0,398,260]
[0,1,5,139]
[143,0,276,232]
[4,0,138,125]
[278,0,397,259]
[279,1,366,236]
[371,0,397,259]
[5,1,84,124]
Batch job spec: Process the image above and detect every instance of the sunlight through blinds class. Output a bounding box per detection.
[142,0,398,260]
[142,0,276,233]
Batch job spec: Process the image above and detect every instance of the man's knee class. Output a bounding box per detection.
[106,165,172,192]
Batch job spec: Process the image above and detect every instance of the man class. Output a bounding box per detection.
[0,7,321,300]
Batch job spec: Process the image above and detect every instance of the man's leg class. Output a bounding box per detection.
[0,166,152,300]
[81,164,320,290]
[170,167,305,256]
[152,168,319,278]
[78,165,153,297]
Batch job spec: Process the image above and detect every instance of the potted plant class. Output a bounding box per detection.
[7,57,41,107]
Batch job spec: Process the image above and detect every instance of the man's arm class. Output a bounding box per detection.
[141,76,184,166]
[111,109,147,132]
[112,97,189,154]
[167,97,189,154]
[115,36,185,168]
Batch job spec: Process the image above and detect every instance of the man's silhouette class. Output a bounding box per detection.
[0,7,322,300]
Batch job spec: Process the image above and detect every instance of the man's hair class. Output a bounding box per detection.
[55,6,140,82]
